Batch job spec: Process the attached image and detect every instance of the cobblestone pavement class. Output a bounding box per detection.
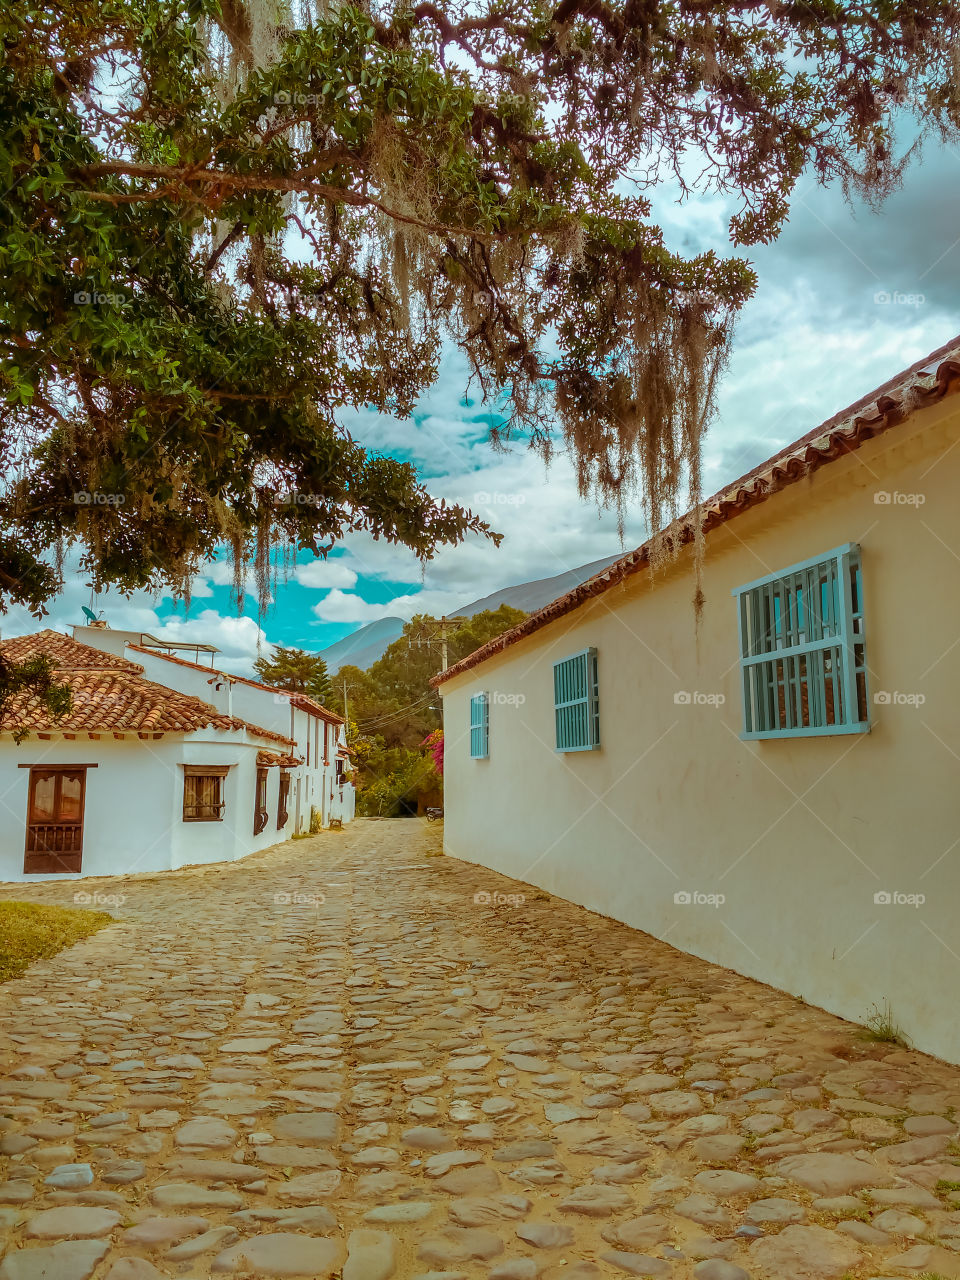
[1,819,960,1280]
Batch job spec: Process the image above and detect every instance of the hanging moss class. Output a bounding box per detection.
[3,0,956,623]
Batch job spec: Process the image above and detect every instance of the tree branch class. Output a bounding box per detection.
[72,161,515,243]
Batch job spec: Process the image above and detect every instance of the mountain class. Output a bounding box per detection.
[319,553,624,673]
[454,553,623,619]
[319,616,406,674]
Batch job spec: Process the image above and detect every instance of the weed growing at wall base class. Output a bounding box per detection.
[859,1000,909,1046]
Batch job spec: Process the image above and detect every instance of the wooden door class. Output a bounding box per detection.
[25,768,86,873]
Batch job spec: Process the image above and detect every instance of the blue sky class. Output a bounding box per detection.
[8,134,960,672]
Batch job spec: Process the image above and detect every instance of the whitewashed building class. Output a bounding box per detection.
[0,627,353,882]
[436,337,960,1065]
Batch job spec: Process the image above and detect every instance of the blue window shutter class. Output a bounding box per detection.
[553,648,600,752]
[470,693,489,758]
[733,544,869,740]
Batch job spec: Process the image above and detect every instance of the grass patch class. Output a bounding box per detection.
[858,1000,909,1046]
[0,901,112,983]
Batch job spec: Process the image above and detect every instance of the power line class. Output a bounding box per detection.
[355,690,436,732]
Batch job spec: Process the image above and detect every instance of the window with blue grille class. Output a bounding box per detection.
[733,544,869,739]
[554,648,600,752]
[469,693,489,758]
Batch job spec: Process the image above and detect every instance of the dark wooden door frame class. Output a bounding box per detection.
[21,764,97,875]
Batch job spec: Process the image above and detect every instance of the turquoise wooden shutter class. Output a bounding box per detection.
[553,648,599,752]
[470,693,489,758]
[733,543,869,739]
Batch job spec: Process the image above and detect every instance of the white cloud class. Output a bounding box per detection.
[311,590,396,624]
[292,559,358,590]
[143,611,268,673]
[203,560,240,587]
[7,133,960,664]
[0,557,277,679]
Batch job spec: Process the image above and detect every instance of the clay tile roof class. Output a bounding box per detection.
[434,333,960,687]
[1,632,294,745]
[126,646,345,723]
[1,630,144,672]
[257,750,303,767]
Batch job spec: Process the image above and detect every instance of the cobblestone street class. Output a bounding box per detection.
[1,818,960,1279]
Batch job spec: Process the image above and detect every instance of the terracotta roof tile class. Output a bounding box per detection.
[1,632,293,745]
[1,629,142,672]
[257,750,303,767]
[435,334,960,686]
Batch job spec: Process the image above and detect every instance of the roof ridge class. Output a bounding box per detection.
[0,630,145,673]
[0,637,294,744]
[434,333,960,687]
[126,645,344,722]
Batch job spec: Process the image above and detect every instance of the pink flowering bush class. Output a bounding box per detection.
[421,729,444,776]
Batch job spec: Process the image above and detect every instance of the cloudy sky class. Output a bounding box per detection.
[7,131,960,672]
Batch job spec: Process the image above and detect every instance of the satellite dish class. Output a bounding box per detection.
[82,606,101,622]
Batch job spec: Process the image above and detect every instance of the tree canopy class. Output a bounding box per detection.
[331,604,526,811]
[253,643,333,701]
[0,652,73,744]
[3,0,958,624]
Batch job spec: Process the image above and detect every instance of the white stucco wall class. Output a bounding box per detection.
[440,400,960,1064]
[0,731,290,883]
[123,650,349,832]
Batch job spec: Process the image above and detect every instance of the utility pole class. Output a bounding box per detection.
[342,679,349,740]
[440,616,448,673]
